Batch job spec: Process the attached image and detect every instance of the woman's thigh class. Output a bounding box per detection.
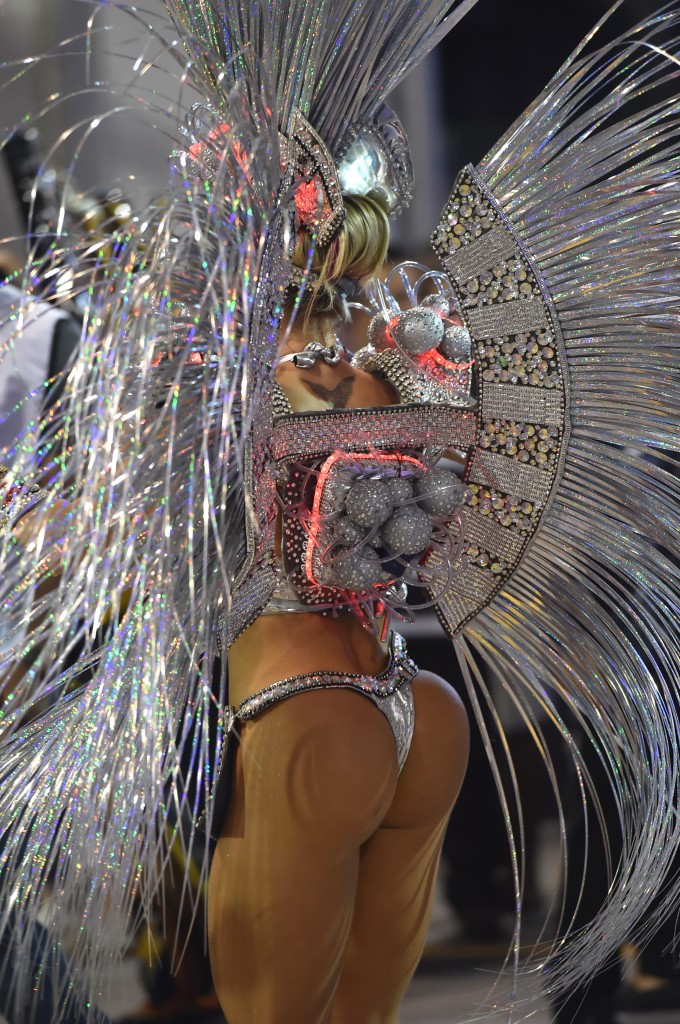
[208,688,400,1024]
[331,671,469,1023]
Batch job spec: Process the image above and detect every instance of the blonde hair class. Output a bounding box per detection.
[291,194,389,316]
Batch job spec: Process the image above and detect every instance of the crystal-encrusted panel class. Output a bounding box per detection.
[447,563,499,602]
[430,163,570,635]
[458,506,524,563]
[270,403,477,463]
[468,302,550,338]
[435,592,481,632]
[482,384,563,427]
[224,565,277,648]
[468,451,552,505]
[442,223,518,285]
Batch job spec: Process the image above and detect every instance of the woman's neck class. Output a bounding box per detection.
[278,312,340,356]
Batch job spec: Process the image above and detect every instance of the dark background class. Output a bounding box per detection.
[441,0,650,163]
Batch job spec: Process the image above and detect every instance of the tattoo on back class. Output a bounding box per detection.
[302,375,355,409]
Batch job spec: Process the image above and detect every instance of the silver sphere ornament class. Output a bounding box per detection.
[382,506,433,556]
[439,323,472,362]
[345,478,393,528]
[415,468,467,517]
[392,307,445,355]
[324,471,354,510]
[421,293,451,318]
[334,516,365,547]
[331,545,383,590]
[367,313,393,350]
[386,475,414,505]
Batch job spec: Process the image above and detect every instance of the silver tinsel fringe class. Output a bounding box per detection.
[454,1,680,1012]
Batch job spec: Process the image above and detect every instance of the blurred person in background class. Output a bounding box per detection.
[0,280,80,448]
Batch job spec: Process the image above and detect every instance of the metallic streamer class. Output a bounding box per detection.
[440,2,680,1013]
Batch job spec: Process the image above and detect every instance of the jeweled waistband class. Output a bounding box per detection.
[236,631,416,720]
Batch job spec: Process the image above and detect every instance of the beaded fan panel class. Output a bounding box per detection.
[430,163,570,636]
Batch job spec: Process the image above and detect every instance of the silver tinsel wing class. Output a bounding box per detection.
[430,1,680,1011]
[0,5,288,1016]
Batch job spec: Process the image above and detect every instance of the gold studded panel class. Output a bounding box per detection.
[430,164,570,636]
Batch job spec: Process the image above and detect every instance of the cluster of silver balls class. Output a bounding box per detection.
[367,294,472,363]
[323,467,467,591]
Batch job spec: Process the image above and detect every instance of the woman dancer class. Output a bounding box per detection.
[0,2,679,1022]
[209,192,470,1021]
